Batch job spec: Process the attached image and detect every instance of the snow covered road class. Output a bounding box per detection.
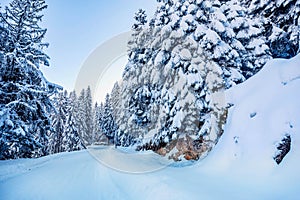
[0,149,197,200]
[0,147,299,200]
[88,146,172,173]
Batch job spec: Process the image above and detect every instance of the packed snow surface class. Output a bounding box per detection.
[1,55,300,199]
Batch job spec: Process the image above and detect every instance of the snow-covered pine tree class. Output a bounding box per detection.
[96,102,107,143]
[62,91,85,152]
[218,0,271,79]
[0,0,60,159]
[115,0,272,161]
[68,90,79,126]
[100,94,117,144]
[49,91,68,154]
[110,82,121,119]
[85,86,94,144]
[0,4,8,66]
[76,86,94,146]
[241,0,300,58]
[110,82,124,146]
[92,102,101,144]
[132,9,147,30]
[76,88,86,144]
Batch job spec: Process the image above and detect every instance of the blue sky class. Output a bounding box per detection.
[42,0,156,96]
[17,0,157,101]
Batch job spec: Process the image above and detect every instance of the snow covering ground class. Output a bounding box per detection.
[1,55,300,199]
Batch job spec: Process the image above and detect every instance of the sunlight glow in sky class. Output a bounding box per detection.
[95,54,127,102]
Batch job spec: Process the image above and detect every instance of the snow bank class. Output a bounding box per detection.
[208,54,300,171]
